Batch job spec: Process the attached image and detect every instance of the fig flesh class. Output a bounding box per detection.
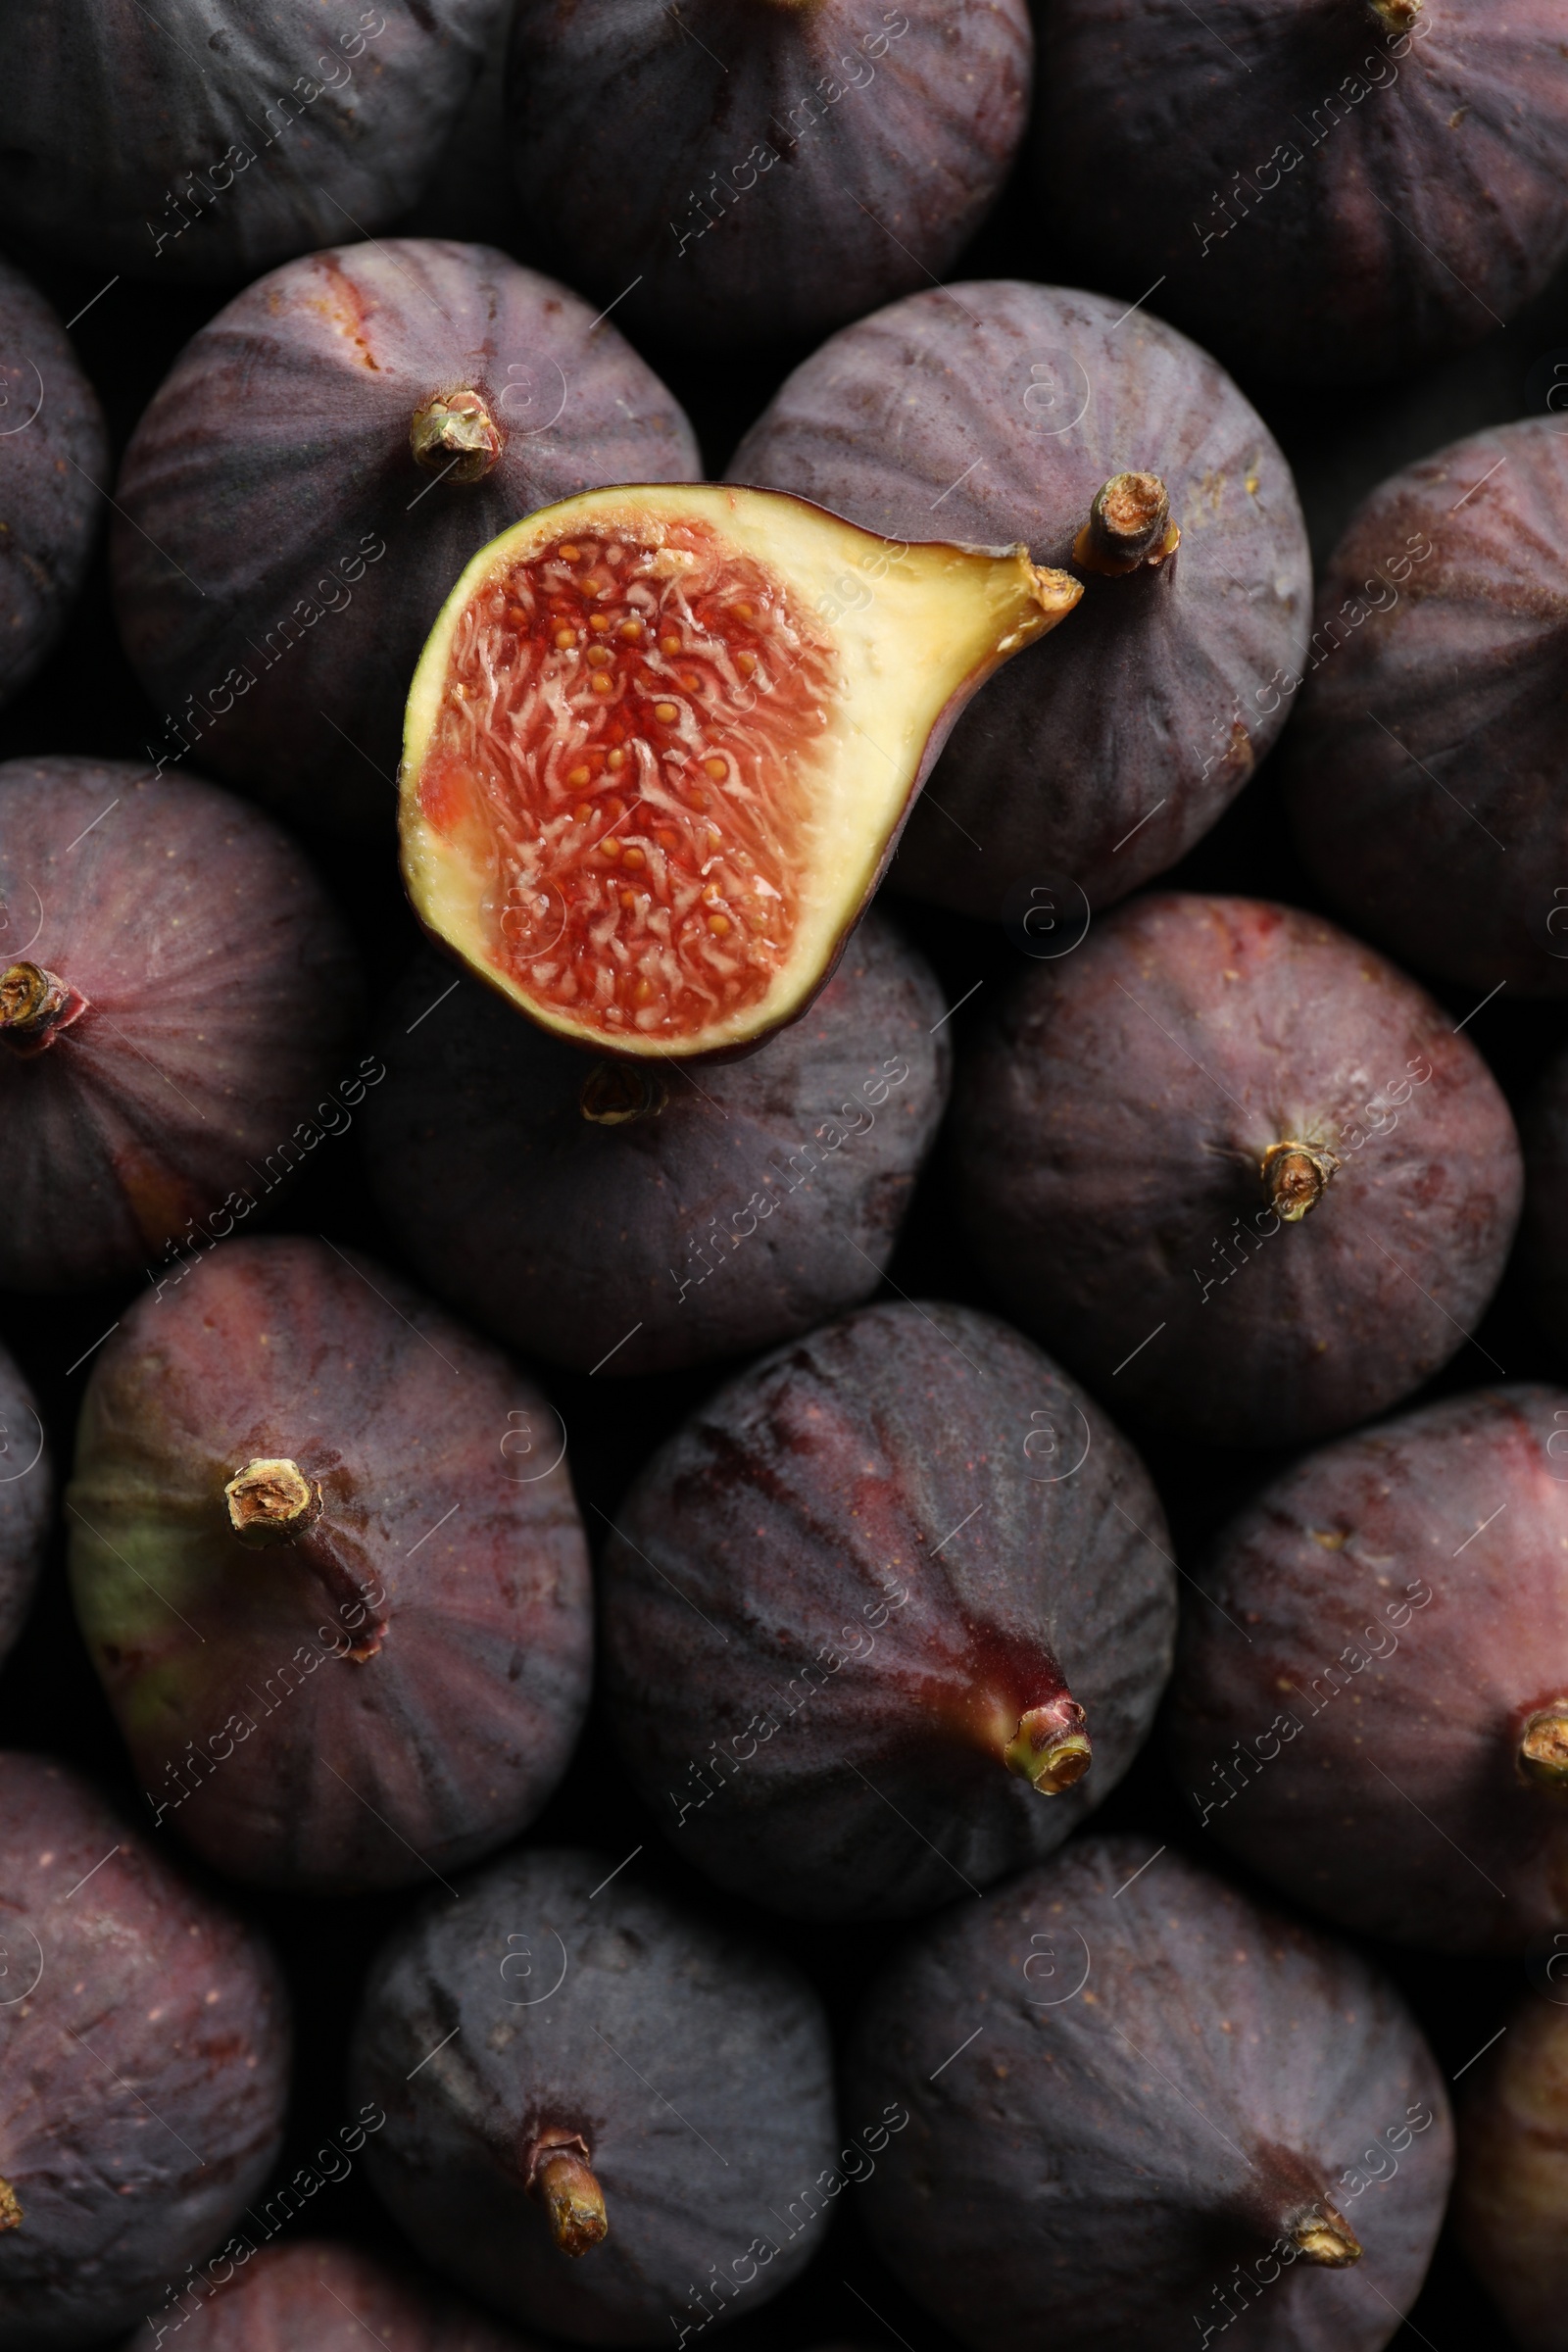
[848,1833,1451,2352]
[729,280,1312,918]
[67,1236,592,1895]
[1454,1993,1568,2351]
[350,1846,838,2343]
[600,1301,1176,1917]
[505,0,1032,349]
[0,1753,289,2352]
[363,911,950,1375]
[400,481,1080,1058]
[1170,1384,1568,1954]
[123,2239,540,2351]
[953,892,1521,1447]
[1284,418,1568,994]
[0,257,107,710]
[0,1342,50,1672]
[111,240,703,834]
[0,757,363,1292]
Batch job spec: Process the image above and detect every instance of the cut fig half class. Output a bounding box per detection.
[400,482,1080,1058]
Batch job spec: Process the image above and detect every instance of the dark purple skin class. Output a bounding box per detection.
[124,2240,542,2352]
[953,892,1522,1448]
[0,1342,50,1671]
[600,1300,1177,1919]
[351,1847,840,2344]
[0,1753,289,2352]
[1451,1994,1568,2352]
[847,1834,1453,2352]
[0,757,364,1292]
[1284,418,1568,994]
[729,281,1311,919]
[506,0,1032,349]
[1524,1040,1568,1360]
[67,1236,593,1896]
[0,2,493,280]
[111,240,702,833]
[1170,1385,1568,1954]
[363,911,951,1377]
[1034,0,1568,385]
[0,258,106,709]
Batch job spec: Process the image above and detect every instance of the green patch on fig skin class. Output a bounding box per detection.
[0,2178,20,2230]
[0,960,88,1054]
[579,1063,668,1126]
[1519,1706,1568,1787]
[526,2137,608,2259]
[1004,1696,1092,1795]
[1260,1140,1341,1224]
[1073,473,1181,578]
[409,387,503,484]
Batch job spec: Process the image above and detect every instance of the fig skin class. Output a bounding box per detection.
[729,280,1311,918]
[0,258,107,710]
[600,1300,1177,1919]
[1284,418,1568,995]
[362,912,951,1376]
[350,1847,839,2344]
[122,2239,542,2351]
[0,2,493,281]
[0,757,364,1292]
[67,1236,593,1896]
[953,892,1522,1448]
[0,1341,50,1671]
[1169,1384,1568,1955]
[505,0,1032,350]
[0,1753,289,2352]
[111,240,702,834]
[846,1833,1453,2352]
[1034,1,1568,386]
[1454,1993,1568,2351]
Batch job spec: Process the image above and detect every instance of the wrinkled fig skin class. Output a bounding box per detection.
[506,1,1031,349]
[1285,419,1568,994]
[730,282,1311,916]
[1171,1386,1568,1954]
[123,2240,539,2351]
[848,1835,1452,2352]
[0,1,493,280]
[602,1301,1177,1918]
[0,260,107,709]
[67,1237,592,1895]
[0,1344,49,1670]
[1036,2,1568,385]
[351,1848,839,2344]
[0,758,363,1292]
[1525,1043,1568,1362]
[954,894,1522,1447]
[111,241,702,833]
[1455,1995,1568,2352]
[364,913,950,1376]
[0,1754,289,2352]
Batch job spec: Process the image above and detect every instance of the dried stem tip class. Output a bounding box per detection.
[1005,1698,1092,1794]
[1292,2207,1362,2267]
[1074,473,1180,576]
[580,1063,669,1125]
[1260,1141,1340,1223]
[1369,0,1421,31]
[224,1457,322,1546]
[0,961,87,1053]
[1520,1706,1568,1787]
[529,2145,609,2258]
[0,2178,20,2230]
[410,387,503,483]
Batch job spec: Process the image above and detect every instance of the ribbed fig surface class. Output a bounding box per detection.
[602,1301,1177,1918]
[1035,1,1568,384]
[0,1753,289,2351]
[351,1847,839,2343]
[0,2,493,279]
[848,1833,1452,2352]
[364,912,949,1375]
[953,893,1521,1446]
[506,0,1032,348]
[0,258,106,710]
[112,241,703,832]
[0,757,363,1292]
[0,1342,49,1672]
[124,2240,538,2351]
[68,1236,592,1895]
[730,280,1311,918]
[1170,1385,1568,1953]
[1454,1993,1568,2351]
[1284,418,1568,994]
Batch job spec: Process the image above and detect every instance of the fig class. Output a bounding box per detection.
[400,481,1080,1057]
[1454,1992,1568,2351]
[0,757,363,1293]
[124,2239,537,2351]
[600,1300,1177,1918]
[67,1235,592,1896]
[111,240,703,834]
[361,909,950,1377]
[728,281,1312,919]
[505,0,1032,350]
[953,892,1521,1448]
[846,1833,1453,2352]
[1283,417,1568,995]
[0,1752,288,2352]
[0,3,493,281]
[1169,1384,1568,1954]
[0,256,107,710]
[0,1341,50,1671]
[1034,1,1568,385]
[350,1846,839,2343]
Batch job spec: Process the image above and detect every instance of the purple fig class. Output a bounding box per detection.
[0,1341,50,1672]
[0,257,106,710]
[1454,1992,1568,2352]
[123,2239,540,2351]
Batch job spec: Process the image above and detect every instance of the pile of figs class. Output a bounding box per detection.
[3,3,1567,2347]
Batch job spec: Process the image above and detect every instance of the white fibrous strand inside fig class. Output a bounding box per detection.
[415,526,839,1042]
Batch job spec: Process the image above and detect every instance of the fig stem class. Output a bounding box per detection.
[224,1458,322,1546]
[1260,1140,1340,1223]
[409,387,503,483]
[1520,1706,1568,1786]
[0,2178,19,2230]
[1073,473,1180,577]
[0,961,89,1054]
[1292,2207,1361,2267]
[580,1063,669,1125]
[1368,0,1420,29]
[1004,1699,1092,1794]
[529,2145,608,2258]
